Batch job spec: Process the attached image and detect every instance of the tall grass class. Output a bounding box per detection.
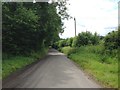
[2,48,48,79]
[61,45,118,88]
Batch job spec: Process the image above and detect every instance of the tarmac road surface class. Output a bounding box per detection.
[3,49,101,88]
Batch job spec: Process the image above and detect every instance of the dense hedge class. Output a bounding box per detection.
[2,2,69,55]
[104,30,118,57]
[53,29,118,58]
[53,31,100,48]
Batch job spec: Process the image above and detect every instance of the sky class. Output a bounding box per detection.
[60,0,119,39]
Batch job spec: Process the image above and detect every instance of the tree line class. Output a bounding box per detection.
[2,2,69,55]
[53,29,119,58]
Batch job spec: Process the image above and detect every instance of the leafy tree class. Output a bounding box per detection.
[91,32,100,45]
[71,31,100,47]
[66,37,73,47]
[104,30,118,56]
[2,2,70,55]
[58,39,66,47]
[72,36,78,47]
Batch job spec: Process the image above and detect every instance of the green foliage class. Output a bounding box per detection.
[52,39,68,49]
[2,2,70,78]
[77,31,93,46]
[2,47,48,78]
[104,30,118,57]
[92,32,100,45]
[3,56,35,78]
[73,31,100,47]
[58,39,66,47]
[66,37,73,47]
[3,3,40,54]
[52,41,59,49]
[54,31,100,48]
[2,2,68,55]
[62,45,118,88]
[72,36,78,47]
[56,1,71,20]
[54,29,118,88]
[61,46,76,56]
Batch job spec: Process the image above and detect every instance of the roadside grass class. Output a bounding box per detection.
[61,45,118,88]
[2,48,48,79]
[0,62,1,79]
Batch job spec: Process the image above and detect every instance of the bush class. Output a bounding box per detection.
[66,37,73,47]
[91,32,100,45]
[104,30,118,57]
[58,39,66,47]
[72,31,100,47]
[61,46,76,56]
[72,36,78,47]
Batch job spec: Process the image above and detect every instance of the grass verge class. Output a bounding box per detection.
[61,45,118,88]
[2,48,48,79]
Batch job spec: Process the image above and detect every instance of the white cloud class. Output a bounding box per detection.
[60,0,119,38]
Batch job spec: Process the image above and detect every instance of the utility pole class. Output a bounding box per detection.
[74,17,76,37]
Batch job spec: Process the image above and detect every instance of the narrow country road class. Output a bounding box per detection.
[3,49,101,88]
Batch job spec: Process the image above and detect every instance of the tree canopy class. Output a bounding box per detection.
[2,2,69,55]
